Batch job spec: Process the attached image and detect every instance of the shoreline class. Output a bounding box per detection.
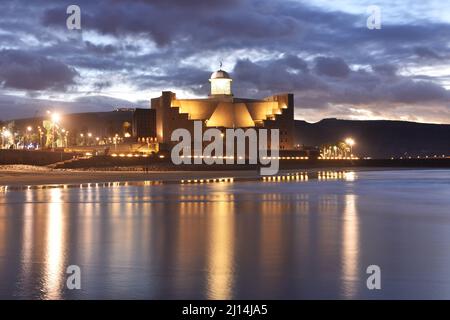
[0,166,446,188]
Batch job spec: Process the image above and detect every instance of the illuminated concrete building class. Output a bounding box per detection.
[132,108,156,139]
[151,68,295,151]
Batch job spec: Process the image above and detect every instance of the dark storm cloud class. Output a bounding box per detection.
[84,41,117,54]
[92,80,113,92]
[42,0,301,48]
[232,56,323,95]
[37,1,450,67]
[133,0,243,10]
[0,93,140,121]
[414,47,443,60]
[314,57,350,78]
[0,0,449,122]
[389,81,449,103]
[132,67,212,96]
[372,64,397,77]
[0,49,78,91]
[230,55,450,111]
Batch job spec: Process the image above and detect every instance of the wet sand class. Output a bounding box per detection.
[0,165,425,187]
[2,167,342,187]
[0,169,268,186]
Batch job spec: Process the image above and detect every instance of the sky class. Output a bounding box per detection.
[0,0,449,123]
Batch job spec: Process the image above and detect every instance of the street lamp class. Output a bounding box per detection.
[114,134,119,151]
[37,126,43,149]
[51,113,60,124]
[1,129,11,149]
[79,133,85,146]
[50,112,60,150]
[345,138,355,158]
[26,126,32,149]
[60,129,68,147]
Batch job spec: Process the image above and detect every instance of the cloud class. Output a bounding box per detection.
[0,0,449,123]
[228,55,450,124]
[314,57,350,78]
[0,49,78,91]
[414,46,443,60]
[389,80,449,103]
[0,93,141,121]
[84,41,117,54]
[372,64,397,77]
[92,80,113,92]
[231,56,325,100]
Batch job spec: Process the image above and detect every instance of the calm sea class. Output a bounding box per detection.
[0,169,449,299]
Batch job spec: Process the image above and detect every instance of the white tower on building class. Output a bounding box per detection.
[209,64,232,96]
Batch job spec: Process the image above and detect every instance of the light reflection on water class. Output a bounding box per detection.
[0,170,450,299]
[341,194,359,298]
[206,189,235,300]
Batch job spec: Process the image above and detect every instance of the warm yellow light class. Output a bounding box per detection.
[88,133,92,138]
[345,138,355,146]
[210,78,232,95]
[51,113,60,123]
[2,130,11,138]
[27,126,32,132]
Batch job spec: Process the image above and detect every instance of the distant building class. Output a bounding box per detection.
[150,68,295,151]
[132,108,156,139]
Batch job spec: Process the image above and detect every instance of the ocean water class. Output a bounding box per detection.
[0,169,450,299]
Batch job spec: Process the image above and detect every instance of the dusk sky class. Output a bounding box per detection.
[0,0,449,123]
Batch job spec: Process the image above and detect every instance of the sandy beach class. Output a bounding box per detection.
[0,164,368,187]
[0,165,289,186]
[0,164,440,187]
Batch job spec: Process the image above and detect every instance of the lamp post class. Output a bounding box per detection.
[345,138,355,158]
[50,113,60,151]
[114,134,119,152]
[1,129,11,149]
[1,127,5,149]
[61,129,67,148]
[37,126,43,149]
[26,126,32,149]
